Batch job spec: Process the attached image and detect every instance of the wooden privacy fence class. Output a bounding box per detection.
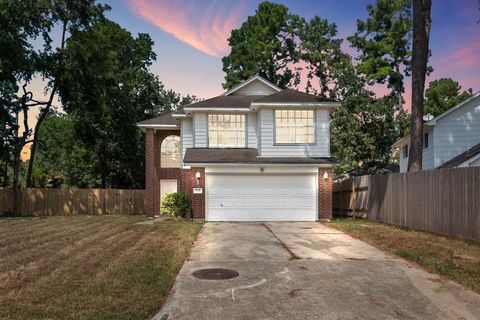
[0,188,145,216]
[333,167,480,243]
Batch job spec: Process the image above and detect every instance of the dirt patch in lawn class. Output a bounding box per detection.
[324,218,480,294]
[0,215,203,320]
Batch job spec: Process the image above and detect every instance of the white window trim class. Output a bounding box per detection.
[161,135,181,168]
[207,113,246,148]
[274,109,316,145]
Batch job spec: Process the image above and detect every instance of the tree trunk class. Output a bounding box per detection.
[25,20,66,186]
[408,0,432,172]
[12,145,22,216]
[26,103,53,187]
[2,160,8,187]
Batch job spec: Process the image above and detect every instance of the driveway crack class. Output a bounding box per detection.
[262,223,299,260]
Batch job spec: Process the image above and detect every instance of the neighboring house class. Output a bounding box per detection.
[393,92,480,172]
[137,75,339,221]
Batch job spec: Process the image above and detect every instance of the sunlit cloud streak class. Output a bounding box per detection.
[127,0,246,57]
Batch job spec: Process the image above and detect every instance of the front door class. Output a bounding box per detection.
[160,180,177,206]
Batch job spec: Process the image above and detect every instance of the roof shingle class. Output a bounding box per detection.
[254,89,336,103]
[137,113,178,127]
[183,95,263,109]
[184,148,337,165]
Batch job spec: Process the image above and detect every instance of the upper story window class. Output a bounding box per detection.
[275,110,315,144]
[208,114,245,148]
[423,133,429,149]
[402,145,409,158]
[161,135,181,168]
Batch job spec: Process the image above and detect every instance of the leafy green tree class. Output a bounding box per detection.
[155,89,198,114]
[424,78,472,117]
[298,16,349,98]
[332,93,405,176]
[0,82,16,186]
[31,111,98,188]
[222,1,348,96]
[0,0,107,214]
[57,20,178,188]
[222,1,302,89]
[348,0,412,102]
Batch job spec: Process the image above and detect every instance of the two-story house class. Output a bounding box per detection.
[393,92,480,172]
[138,75,339,221]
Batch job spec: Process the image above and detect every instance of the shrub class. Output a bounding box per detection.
[160,192,191,218]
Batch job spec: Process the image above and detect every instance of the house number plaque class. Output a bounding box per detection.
[193,188,203,194]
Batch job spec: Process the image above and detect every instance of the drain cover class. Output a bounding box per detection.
[192,268,239,280]
[300,227,312,229]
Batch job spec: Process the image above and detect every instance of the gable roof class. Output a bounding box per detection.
[437,142,480,169]
[182,95,263,110]
[222,75,282,96]
[426,91,480,125]
[137,113,178,128]
[254,88,336,103]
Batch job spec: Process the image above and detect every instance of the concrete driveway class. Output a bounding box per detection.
[154,222,480,320]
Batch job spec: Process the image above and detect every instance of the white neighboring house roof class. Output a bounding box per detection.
[392,91,480,148]
[222,75,282,96]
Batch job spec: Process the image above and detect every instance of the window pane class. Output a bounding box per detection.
[161,135,181,168]
[275,110,314,144]
[208,114,245,147]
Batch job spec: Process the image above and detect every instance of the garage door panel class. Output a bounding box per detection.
[206,174,316,221]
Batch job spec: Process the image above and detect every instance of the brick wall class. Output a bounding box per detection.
[145,129,205,218]
[146,130,332,220]
[318,167,333,219]
[180,168,205,219]
[145,129,158,216]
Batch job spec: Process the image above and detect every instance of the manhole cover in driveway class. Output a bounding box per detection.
[192,268,239,280]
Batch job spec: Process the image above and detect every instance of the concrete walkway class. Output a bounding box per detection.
[154,222,480,320]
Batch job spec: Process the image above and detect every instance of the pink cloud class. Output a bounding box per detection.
[433,33,480,73]
[127,0,246,57]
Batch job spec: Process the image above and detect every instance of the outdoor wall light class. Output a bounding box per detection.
[323,171,329,181]
[195,171,201,185]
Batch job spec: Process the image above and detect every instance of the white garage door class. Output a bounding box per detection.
[206,174,317,221]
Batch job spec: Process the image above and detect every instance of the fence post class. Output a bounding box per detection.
[339,181,343,217]
[352,178,356,218]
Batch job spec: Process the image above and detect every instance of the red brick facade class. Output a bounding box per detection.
[146,129,333,219]
[145,129,205,218]
[318,167,333,219]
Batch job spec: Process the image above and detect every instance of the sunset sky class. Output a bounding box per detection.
[25,0,480,127]
[107,0,480,103]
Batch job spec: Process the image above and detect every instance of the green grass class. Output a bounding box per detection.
[324,218,480,293]
[0,215,203,320]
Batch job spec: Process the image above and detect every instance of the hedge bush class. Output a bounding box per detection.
[160,192,191,218]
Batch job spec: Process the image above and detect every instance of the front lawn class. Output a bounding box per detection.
[0,215,203,320]
[324,218,480,294]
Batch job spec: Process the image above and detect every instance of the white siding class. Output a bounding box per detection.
[433,97,480,167]
[180,118,193,165]
[397,127,435,173]
[398,144,408,173]
[247,112,258,149]
[257,108,330,157]
[231,80,278,96]
[193,112,207,147]
[422,127,435,170]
